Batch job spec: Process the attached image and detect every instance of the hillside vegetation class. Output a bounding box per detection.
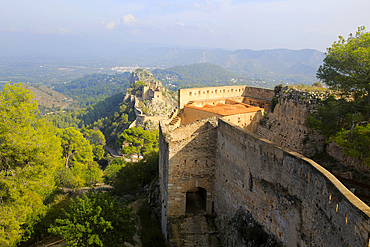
[52,73,131,107]
[22,84,74,113]
[0,83,164,246]
[0,84,109,246]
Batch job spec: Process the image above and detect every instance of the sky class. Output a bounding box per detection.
[1,0,370,57]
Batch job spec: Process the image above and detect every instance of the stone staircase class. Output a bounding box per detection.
[169,116,181,125]
[169,215,219,247]
[168,108,183,126]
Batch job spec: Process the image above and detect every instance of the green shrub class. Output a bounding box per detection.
[49,192,136,247]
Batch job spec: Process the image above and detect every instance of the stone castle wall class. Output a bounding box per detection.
[181,106,223,126]
[159,122,170,237]
[242,86,275,101]
[181,106,264,132]
[178,85,274,109]
[159,118,218,237]
[214,119,370,246]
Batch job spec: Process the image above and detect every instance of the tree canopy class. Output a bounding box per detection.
[111,152,159,196]
[0,84,63,246]
[119,127,159,156]
[82,128,106,161]
[317,26,370,117]
[49,192,135,247]
[55,127,102,188]
[308,27,370,166]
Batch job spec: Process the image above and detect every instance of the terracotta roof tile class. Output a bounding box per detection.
[185,99,263,116]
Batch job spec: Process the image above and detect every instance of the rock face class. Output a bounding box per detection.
[326,142,370,173]
[256,86,327,157]
[127,68,177,130]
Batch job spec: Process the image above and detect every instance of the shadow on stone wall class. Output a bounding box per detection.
[221,209,283,247]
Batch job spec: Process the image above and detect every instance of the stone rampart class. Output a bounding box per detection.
[159,122,170,237]
[179,86,246,109]
[242,86,275,101]
[178,86,273,109]
[215,119,370,246]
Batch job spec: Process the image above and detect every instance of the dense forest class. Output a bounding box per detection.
[0,84,104,245]
[52,73,131,107]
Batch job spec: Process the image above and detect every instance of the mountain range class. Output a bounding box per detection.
[127,47,323,85]
[152,63,263,89]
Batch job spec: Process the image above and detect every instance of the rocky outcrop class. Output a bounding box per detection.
[125,69,177,130]
[256,86,328,157]
[326,142,370,173]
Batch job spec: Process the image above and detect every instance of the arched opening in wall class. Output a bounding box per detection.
[186,187,207,215]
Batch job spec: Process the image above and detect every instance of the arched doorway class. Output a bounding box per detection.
[186,187,207,214]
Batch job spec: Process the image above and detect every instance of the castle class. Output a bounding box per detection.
[130,68,163,101]
[159,85,370,246]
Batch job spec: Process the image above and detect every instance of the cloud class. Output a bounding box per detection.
[173,22,185,27]
[7,27,22,32]
[168,21,218,39]
[106,22,115,29]
[58,27,74,34]
[121,14,137,27]
[26,26,74,35]
[120,14,154,29]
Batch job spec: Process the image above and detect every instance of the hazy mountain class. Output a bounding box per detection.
[1,38,323,86]
[138,47,323,85]
[152,63,268,89]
